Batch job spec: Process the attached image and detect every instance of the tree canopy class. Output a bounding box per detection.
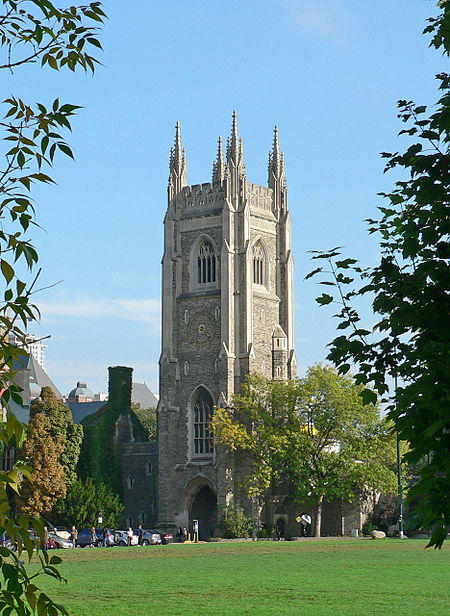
[213,366,397,536]
[307,4,450,548]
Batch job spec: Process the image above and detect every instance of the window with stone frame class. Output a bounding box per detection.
[253,241,267,286]
[193,388,214,455]
[196,240,216,285]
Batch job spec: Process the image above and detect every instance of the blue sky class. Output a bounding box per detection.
[6,0,445,396]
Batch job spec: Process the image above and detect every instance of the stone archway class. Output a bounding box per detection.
[190,485,217,540]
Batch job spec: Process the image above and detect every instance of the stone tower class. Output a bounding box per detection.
[157,113,296,537]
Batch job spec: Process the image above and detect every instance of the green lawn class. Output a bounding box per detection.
[40,539,450,616]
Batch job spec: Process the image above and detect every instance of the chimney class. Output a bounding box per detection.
[108,366,132,413]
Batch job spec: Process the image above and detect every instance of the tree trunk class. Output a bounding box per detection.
[315,495,323,537]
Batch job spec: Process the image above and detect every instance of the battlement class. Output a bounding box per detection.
[172,182,225,211]
[247,182,273,213]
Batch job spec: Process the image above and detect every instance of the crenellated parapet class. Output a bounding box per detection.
[246,182,275,215]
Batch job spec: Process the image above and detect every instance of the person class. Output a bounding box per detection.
[102,526,108,547]
[300,513,312,537]
[43,526,49,550]
[182,527,187,542]
[90,526,97,547]
[138,524,144,546]
[126,527,133,547]
[71,525,78,548]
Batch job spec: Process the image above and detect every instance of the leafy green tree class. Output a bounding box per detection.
[307,4,450,548]
[131,403,157,442]
[51,478,124,529]
[0,1,105,612]
[213,366,397,537]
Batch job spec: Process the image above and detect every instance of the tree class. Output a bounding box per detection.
[307,4,450,548]
[16,409,66,517]
[30,387,83,486]
[51,478,124,529]
[0,1,105,612]
[131,403,157,442]
[212,366,397,537]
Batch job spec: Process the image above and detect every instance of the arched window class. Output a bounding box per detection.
[127,476,133,489]
[253,241,266,286]
[197,241,216,285]
[145,461,152,476]
[192,388,214,455]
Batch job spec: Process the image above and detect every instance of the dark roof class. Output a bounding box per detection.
[132,382,158,409]
[67,401,106,424]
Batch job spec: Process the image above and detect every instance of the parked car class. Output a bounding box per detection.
[77,527,115,547]
[147,529,174,545]
[114,530,138,546]
[133,529,162,545]
[48,532,73,549]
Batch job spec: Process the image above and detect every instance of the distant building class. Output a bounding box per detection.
[67,382,95,403]
[94,392,108,402]
[8,333,48,370]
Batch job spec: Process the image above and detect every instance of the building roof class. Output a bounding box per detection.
[132,382,158,409]
[67,401,106,424]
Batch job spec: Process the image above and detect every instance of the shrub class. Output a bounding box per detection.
[219,505,253,538]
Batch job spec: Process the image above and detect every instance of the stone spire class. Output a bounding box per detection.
[268,125,284,183]
[268,125,287,213]
[169,121,186,195]
[212,136,225,185]
[226,110,244,169]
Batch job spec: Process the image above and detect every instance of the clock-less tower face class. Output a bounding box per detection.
[187,310,215,349]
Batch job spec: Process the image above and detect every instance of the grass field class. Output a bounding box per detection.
[39,539,450,616]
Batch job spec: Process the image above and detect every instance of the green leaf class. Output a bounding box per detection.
[315,293,333,306]
[1,261,14,284]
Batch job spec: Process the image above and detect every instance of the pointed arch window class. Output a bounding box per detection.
[253,241,267,287]
[192,388,214,455]
[197,241,216,285]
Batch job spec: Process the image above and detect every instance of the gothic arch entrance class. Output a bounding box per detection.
[185,482,217,541]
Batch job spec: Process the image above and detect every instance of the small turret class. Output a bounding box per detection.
[272,324,288,380]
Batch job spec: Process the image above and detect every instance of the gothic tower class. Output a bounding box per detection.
[157,113,296,537]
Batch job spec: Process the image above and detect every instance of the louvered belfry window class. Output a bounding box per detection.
[197,241,216,284]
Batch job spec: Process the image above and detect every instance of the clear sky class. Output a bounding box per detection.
[6,0,445,396]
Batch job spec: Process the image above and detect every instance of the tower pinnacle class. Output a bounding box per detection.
[212,136,225,185]
[226,111,245,172]
[169,121,187,194]
[268,124,285,186]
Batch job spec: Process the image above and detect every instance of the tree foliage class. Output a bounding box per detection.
[131,403,156,442]
[51,478,124,530]
[16,409,66,517]
[213,366,397,537]
[307,4,450,548]
[29,387,83,486]
[0,0,105,612]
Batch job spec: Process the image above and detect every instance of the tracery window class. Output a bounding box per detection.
[193,388,214,455]
[197,241,216,285]
[253,242,266,286]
